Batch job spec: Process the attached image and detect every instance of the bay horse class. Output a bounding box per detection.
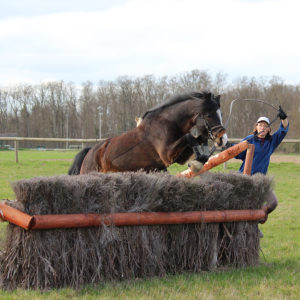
[68,91,228,175]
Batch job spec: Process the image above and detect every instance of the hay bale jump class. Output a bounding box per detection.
[0,171,272,289]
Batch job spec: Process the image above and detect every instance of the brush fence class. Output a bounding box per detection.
[0,171,272,289]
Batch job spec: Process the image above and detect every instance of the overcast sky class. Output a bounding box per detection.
[1,0,299,85]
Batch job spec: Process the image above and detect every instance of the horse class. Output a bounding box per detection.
[68,91,228,175]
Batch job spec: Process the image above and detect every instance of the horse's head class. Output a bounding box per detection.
[195,92,228,147]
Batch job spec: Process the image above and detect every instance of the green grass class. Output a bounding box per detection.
[0,150,75,199]
[0,150,299,299]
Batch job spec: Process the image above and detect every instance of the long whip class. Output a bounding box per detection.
[225,98,279,129]
[224,99,281,140]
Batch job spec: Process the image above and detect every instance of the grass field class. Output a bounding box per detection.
[0,150,299,299]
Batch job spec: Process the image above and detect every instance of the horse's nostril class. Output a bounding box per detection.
[214,128,226,138]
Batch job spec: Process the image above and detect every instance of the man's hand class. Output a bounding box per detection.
[278,105,287,120]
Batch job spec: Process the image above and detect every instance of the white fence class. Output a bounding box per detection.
[1,137,300,163]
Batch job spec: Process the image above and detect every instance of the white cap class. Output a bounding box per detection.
[256,116,270,125]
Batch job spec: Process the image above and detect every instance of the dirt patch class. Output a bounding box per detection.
[230,154,300,164]
[270,154,300,164]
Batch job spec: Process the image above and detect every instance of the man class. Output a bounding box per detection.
[235,106,289,228]
[236,106,289,175]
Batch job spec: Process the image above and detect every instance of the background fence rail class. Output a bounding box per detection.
[1,137,299,163]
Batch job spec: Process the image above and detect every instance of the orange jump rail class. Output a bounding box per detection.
[0,202,266,230]
[178,140,255,178]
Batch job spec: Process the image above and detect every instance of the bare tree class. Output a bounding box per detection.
[0,71,299,147]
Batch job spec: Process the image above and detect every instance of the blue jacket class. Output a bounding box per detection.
[236,122,289,175]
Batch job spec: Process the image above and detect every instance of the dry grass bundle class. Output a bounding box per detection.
[0,171,272,289]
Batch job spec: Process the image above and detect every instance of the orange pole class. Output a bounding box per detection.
[0,202,34,230]
[0,201,266,230]
[31,214,103,229]
[29,209,266,230]
[179,140,249,178]
[243,143,255,175]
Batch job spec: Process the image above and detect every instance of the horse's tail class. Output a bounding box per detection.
[68,147,91,175]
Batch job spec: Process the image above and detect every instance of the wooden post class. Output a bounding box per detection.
[223,161,227,170]
[243,144,255,175]
[14,140,19,163]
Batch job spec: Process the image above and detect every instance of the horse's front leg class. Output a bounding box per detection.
[158,133,207,166]
[184,133,210,164]
[155,134,189,166]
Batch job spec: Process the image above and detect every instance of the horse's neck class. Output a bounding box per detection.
[166,101,199,132]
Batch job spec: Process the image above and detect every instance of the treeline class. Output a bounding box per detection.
[0,70,299,148]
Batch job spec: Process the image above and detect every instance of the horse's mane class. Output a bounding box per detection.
[142,91,210,119]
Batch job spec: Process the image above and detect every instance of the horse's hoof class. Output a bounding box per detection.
[189,160,204,173]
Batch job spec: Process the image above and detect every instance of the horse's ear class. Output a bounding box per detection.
[203,91,212,101]
[215,95,221,106]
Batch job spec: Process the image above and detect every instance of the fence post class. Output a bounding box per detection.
[295,141,300,154]
[14,140,19,163]
[223,161,227,170]
[243,144,255,175]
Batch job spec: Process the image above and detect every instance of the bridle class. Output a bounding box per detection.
[193,112,226,157]
[203,118,225,141]
[192,106,226,143]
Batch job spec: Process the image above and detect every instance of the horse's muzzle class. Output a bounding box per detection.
[211,126,227,147]
[211,126,226,139]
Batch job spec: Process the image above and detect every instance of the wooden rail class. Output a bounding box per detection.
[0,137,299,163]
[0,137,104,144]
[0,202,267,230]
[0,137,105,163]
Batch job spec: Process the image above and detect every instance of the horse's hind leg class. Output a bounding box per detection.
[80,140,109,174]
